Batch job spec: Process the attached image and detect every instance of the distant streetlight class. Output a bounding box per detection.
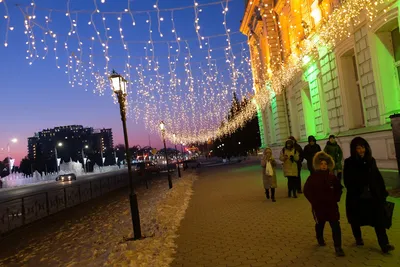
[7,138,18,175]
[159,121,173,189]
[172,134,181,178]
[55,142,63,173]
[109,69,142,240]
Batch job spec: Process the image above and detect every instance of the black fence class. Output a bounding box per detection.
[0,173,129,237]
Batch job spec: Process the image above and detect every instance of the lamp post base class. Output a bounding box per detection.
[129,192,142,240]
[177,165,181,178]
[167,173,173,189]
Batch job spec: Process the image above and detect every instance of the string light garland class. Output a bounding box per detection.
[1,0,11,47]
[3,0,391,145]
[4,0,254,144]
[194,0,396,146]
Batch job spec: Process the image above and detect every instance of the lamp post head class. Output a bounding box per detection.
[11,138,18,143]
[109,69,127,94]
[85,145,89,149]
[159,121,165,132]
[58,142,63,147]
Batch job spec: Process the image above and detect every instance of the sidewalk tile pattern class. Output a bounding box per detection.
[171,165,400,267]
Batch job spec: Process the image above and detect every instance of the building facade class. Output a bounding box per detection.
[240,0,400,169]
[27,125,114,163]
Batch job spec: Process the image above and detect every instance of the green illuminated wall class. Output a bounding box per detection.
[256,106,266,148]
[370,28,400,122]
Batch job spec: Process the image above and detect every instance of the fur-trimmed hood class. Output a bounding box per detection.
[284,139,294,149]
[313,151,335,171]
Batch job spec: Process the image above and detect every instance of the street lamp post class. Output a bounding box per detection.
[7,138,18,175]
[181,142,185,171]
[159,121,173,189]
[172,134,181,178]
[82,145,89,173]
[109,69,142,240]
[55,142,63,173]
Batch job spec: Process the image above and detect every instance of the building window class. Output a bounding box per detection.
[372,20,400,119]
[286,91,300,139]
[301,85,317,136]
[339,49,365,129]
[391,27,400,83]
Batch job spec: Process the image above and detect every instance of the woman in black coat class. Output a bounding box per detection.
[303,135,321,174]
[343,137,394,253]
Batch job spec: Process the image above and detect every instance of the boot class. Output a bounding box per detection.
[271,188,276,202]
[355,238,364,246]
[292,189,298,198]
[317,238,326,246]
[382,244,395,254]
[265,189,270,199]
[335,247,345,257]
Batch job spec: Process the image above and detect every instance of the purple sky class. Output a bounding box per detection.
[0,0,246,164]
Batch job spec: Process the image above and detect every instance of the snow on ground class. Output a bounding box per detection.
[0,173,196,267]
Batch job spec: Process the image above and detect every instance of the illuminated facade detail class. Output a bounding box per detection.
[241,0,400,169]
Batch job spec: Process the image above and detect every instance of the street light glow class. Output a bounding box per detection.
[58,142,63,147]
[11,138,18,143]
[109,70,127,94]
[159,121,165,131]
[85,145,89,149]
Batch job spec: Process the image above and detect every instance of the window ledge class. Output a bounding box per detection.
[266,123,392,147]
[336,123,392,138]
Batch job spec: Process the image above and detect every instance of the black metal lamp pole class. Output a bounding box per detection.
[160,122,173,189]
[111,70,142,240]
[181,143,185,170]
[173,134,181,178]
[175,144,181,178]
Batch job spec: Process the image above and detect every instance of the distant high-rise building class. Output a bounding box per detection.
[27,134,40,161]
[92,128,114,153]
[27,125,114,163]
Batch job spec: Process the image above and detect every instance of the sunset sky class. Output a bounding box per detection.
[0,0,246,164]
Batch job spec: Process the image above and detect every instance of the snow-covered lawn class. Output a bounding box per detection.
[0,173,196,267]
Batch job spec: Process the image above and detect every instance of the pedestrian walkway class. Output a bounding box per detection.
[171,165,400,267]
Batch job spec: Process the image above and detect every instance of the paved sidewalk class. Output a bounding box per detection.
[171,165,400,267]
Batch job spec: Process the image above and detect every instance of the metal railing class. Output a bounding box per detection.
[0,173,129,237]
[0,167,179,237]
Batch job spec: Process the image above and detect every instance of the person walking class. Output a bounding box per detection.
[280,139,299,198]
[288,136,304,193]
[304,151,345,257]
[261,148,277,202]
[344,137,395,254]
[324,135,343,182]
[303,135,321,174]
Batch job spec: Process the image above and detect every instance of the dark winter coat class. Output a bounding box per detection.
[344,138,388,227]
[324,141,343,170]
[304,152,343,222]
[303,136,321,172]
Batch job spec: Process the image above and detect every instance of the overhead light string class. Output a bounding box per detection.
[1,0,12,47]
[193,1,203,49]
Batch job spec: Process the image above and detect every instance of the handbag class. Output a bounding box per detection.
[383,201,395,229]
[265,161,274,176]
